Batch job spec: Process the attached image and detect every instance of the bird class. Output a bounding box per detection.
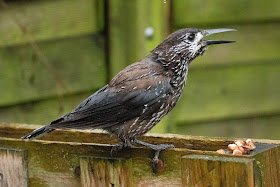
[22,28,235,161]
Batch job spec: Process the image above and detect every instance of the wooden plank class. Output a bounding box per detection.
[181,155,254,187]
[0,0,104,46]
[190,23,280,67]
[170,61,280,123]
[80,157,133,187]
[0,34,106,107]
[173,0,280,26]
[108,0,170,77]
[0,148,28,187]
[176,114,280,140]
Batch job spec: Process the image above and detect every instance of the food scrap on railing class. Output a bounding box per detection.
[216,139,256,155]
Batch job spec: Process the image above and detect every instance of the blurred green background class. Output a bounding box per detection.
[0,0,279,139]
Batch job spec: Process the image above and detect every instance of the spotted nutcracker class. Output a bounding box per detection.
[22,28,235,161]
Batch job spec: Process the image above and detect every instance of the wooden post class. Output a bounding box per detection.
[0,148,28,187]
[181,155,254,187]
[107,0,171,77]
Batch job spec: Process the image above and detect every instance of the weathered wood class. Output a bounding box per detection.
[253,144,280,187]
[80,157,133,187]
[173,0,280,26]
[0,0,104,46]
[0,34,106,107]
[0,148,28,187]
[181,155,254,187]
[0,123,279,186]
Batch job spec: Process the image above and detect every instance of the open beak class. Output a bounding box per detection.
[203,28,236,45]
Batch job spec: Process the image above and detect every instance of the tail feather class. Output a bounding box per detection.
[21,126,54,140]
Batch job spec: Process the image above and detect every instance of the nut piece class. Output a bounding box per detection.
[228,144,237,152]
[233,149,243,155]
[245,139,256,150]
[216,149,226,154]
[234,140,245,146]
[236,145,245,154]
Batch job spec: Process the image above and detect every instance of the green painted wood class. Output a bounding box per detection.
[0,91,97,125]
[0,0,104,46]
[176,114,280,140]
[173,0,280,26]
[108,0,170,77]
[0,34,106,107]
[190,23,280,67]
[169,60,280,123]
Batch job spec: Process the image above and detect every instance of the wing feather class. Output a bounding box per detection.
[49,61,171,130]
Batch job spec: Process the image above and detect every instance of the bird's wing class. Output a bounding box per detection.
[49,61,172,130]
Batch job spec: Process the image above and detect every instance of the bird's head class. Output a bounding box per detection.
[152,28,236,63]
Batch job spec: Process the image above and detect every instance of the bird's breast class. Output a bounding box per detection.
[169,60,189,106]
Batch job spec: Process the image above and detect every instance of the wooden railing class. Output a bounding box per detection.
[0,123,279,186]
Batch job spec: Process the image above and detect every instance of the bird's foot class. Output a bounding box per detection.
[134,139,174,159]
[133,139,174,173]
[110,141,134,157]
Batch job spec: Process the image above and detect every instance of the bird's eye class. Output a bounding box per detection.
[188,34,195,41]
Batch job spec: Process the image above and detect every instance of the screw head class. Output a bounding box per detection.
[145,27,154,39]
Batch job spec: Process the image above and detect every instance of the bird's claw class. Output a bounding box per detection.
[151,144,174,174]
[157,144,175,150]
[110,141,134,157]
[152,144,174,160]
[110,144,124,156]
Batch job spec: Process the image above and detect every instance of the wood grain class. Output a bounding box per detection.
[181,155,254,187]
[0,148,28,187]
[80,157,133,187]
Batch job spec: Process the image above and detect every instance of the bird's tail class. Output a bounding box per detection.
[21,126,54,141]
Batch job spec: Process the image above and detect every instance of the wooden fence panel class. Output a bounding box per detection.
[0,35,106,107]
[173,0,280,27]
[189,23,280,67]
[173,61,280,122]
[0,0,103,46]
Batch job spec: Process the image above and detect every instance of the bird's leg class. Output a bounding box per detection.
[110,139,134,156]
[133,139,174,160]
